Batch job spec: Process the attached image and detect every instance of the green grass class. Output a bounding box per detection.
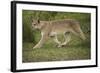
[22,33,91,63]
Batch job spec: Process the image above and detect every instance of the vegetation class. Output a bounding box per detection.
[22,10,91,63]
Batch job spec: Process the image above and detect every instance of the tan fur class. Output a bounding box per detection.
[32,19,86,49]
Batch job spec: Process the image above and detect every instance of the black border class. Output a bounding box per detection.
[11,1,98,72]
[11,1,16,72]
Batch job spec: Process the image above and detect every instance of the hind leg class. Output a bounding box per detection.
[70,29,85,40]
[70,24,86,40]
[53,35,62,47]
[61,32,71,46]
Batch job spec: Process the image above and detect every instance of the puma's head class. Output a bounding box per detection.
[32,19,40,29]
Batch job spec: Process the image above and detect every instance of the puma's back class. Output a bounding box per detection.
[50,19,79,33]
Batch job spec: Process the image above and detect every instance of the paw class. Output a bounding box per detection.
[33,46,41,49]
[55,44,62,48]
[57,45,62,48]
[61,43,67,47]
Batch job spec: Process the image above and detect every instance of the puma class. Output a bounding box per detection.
[32,19,86,49]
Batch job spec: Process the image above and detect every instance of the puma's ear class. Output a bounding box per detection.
[37,19,40,23]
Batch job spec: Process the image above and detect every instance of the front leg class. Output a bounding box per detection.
[53,35,62,48]
[61,32,71,46]
[33,32,48,49]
